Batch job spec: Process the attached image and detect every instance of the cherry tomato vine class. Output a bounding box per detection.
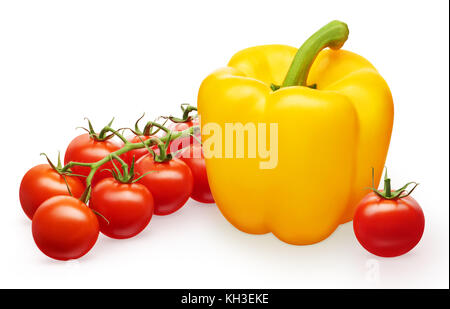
[20,104,206,260]
[59,106,199,205]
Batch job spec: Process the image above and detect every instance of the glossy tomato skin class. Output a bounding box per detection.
[135,155,193,215]
[353,192,425,257]
[32,196,99,260]
[123,135,156,165]
[64,133,123,185]
[178,145,214,204]
[89,178,154,239]
[167,118,201,152]
[19,164,85,219]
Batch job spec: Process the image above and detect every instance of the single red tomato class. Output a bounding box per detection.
[135,155,193,215]
[167,118,201,152]
[89,178,154,239]
[123,135,157,165]
[64,133,123,185]
[178,144,214,204]
[353,191,425,257]
[32,196,99,260]
[19,164,85,219]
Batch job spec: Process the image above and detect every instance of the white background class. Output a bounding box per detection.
[0,0,448,289]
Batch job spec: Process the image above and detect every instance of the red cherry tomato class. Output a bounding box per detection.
[135,155,193,215]
[167,118,201,152]
[123,135,157,165]
[89,178,154,239]
[178,145,214,204]
[19,164,85,219]
[353,192,425,257]
[32,196,99,260]
[64,133,123,185]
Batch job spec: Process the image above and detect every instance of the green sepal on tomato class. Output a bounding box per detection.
[64,119,125,186]
[160,104,201,153]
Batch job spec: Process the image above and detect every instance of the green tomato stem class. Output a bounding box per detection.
[384,169,392,198]
[169,104,197,123]
[369,167,419,200]
[105,126,129,145]
[62,125,197,200]
[143,121,170,136]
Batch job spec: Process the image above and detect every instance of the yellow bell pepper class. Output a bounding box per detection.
[197,21,393,245]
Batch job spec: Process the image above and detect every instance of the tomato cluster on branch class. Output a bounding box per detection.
[19,104,214,260]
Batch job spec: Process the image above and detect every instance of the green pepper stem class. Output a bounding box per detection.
[282,20,349,88]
